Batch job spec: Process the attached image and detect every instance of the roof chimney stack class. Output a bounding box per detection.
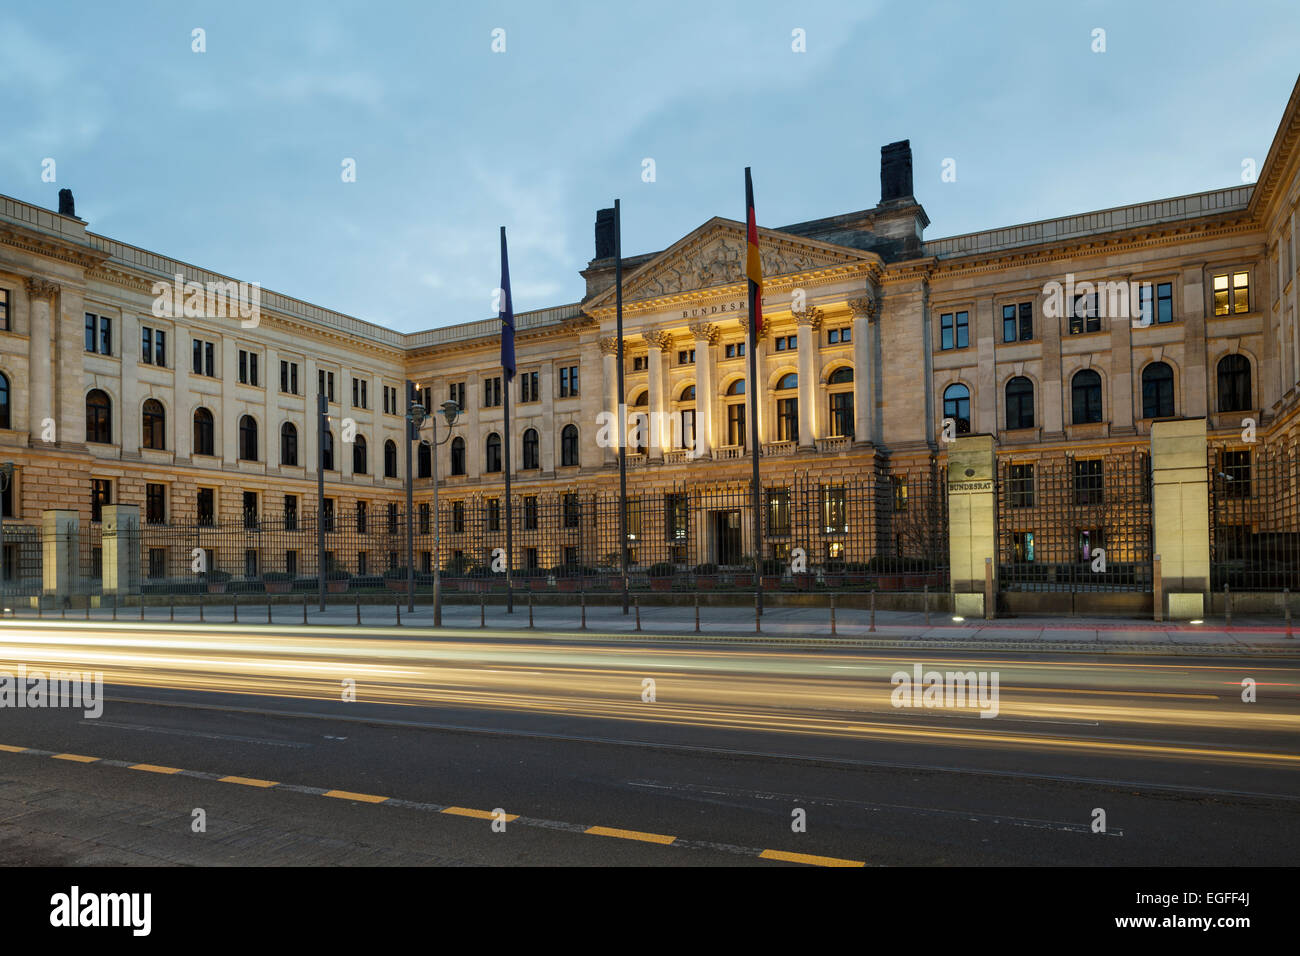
[880,141,913,204]
[58,188,76,218]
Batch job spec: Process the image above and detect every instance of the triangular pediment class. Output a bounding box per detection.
[586,217,874,309]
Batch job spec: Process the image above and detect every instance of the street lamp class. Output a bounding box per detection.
[428,399,460,626]
[404,386,430,613]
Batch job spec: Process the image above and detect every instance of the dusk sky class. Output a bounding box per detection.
[3,0,1296,331]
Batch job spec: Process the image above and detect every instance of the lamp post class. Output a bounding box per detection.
[405,385,428,613]
[429,399,461,627]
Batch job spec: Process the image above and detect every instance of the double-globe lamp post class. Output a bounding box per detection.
[404,390,460,621]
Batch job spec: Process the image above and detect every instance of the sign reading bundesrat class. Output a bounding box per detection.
[947,435,997,617]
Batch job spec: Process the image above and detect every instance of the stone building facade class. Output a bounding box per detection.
[1,76,1297,580]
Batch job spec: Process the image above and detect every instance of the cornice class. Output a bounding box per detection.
[0,223,108,272]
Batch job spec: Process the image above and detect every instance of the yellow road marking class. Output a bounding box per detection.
[220,775,278,788]
[52,753,98,763]
[760,848,865,867]
[323,789,388,803]
[130,763,181,774]
[0,744,27,753]
[442,806,518,821]
[585,825,676,845]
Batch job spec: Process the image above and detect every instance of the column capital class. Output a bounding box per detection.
[642,330,674,352]
[793,306,823,330]
[847,295,878,320]
[26,276,60,300]
[688,321,720,344]
[598,336,620,355]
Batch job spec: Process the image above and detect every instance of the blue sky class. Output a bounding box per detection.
[2,1,1297,331]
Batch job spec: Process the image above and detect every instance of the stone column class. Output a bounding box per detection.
[689,322,719,458]
[1151,418,1210,618]
[793,307,821,448]
[848,296,875,444]
[600,337,619,465]
[101,503,141,596]
[643,330,671,458]
[946,435,996,618]
[26,278,57,442]
[42,509,79,597]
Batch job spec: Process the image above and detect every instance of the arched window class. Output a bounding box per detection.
[1141,363,1175,419]
[522,428,539,470]
[142,399,166,450]
[561,425,579,467]
[485,433,502,472]
[238,415,259,461]
[280,422,298,466]
[1005,377,1035,430]
[725,380,746,448]
[384,439,398,478]
[193,407,214,456]
[1217,355,1252,412]
[943,384,971,434]
[0,373,10,430]
[827,367,854,438]
[1071,370,1103,424]
[352,434,368,474]
[775,373,798,442]
[86,389,112,444]
[321,428,334,471]
[417,441,431,478]
[450,436,466,475]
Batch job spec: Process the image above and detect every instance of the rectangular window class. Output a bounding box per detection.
[487,498,501,532]
[677,349,695,365]
[0,289,8,331]
[773,335,797,351]
[829,392,853,438]
[940,311,969,350]
[632,356,647,371]
[85,313,112,355]
[192,339,215,377]
[766,489,791,537]
[483,376,502,408]
[244,549,259,578]
[284,494,298,531]
[776,397,798,442]
[1073,459,1104,506]
[386,502,398,534]
[286,550,298,577]
[1221,449,1252,499]
[322,498,335,533]
[238,349,259,386]
[356,500,367,534]
[1011,531,1035,563]
[827,327,852,344]
[1213,272,1250,315]
[452,501,465,534]
[821,486,847,534]
[148,548,166,580]
[317,370,335,402]
[141,326,166,365]
[562,493,580,529]
[523,495,539,530]
[520,370,539,403]
[281,360,300,395]
[197,488,215,526]
[145,483,166,524]
[242,491,259,529]
[891,476,908,512]
[418,502,430,534]
[1069,294,1100,334]
[724,342,746,358]
[447,382,465,411]
[1002,303,1032,342]
[90,479,112,522]
[558,366,579,398]
[352,377,368,409]
[1008,463,1035,508]
[664,493,689,542]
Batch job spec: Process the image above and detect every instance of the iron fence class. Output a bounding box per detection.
[1209,443,1300,590]
[997,449,1153,592]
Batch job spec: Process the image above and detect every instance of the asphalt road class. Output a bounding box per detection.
[0,620,1297,866]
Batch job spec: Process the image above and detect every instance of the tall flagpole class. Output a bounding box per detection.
[745,168,763,616]
[615,199,629,614]
[501,226,515,614]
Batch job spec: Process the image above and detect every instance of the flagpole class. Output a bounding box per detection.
[745,167,763,616]
[500,226,515,614]
[615,198,629,614]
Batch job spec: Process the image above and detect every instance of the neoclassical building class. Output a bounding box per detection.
[1,75,1297,582]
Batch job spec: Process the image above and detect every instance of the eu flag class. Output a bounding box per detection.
[499,226,516,380]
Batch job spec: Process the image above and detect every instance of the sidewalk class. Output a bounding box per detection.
[8,601,1299,652]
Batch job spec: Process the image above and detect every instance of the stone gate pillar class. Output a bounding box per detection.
[102,504,142,597]
[1150,418,1210,619]
[42,510,79,597]
[947,435,996,618]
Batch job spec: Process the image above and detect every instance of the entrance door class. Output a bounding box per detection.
[713,510,743,565]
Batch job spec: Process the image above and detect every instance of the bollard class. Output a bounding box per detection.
[635,597,641,632]
[528,592,535,629]
[112,596,117,621]
[923,584,930,627]
[170,599,174,622]
[200,593,205,622]
[755,593,761,634]
[267,600,272,624]
[581,591,587,631]
[869,589,876,632]
[396,601,401,626]
[480,592,485,628]
[302,594,308,625]
[85,600,89,620]
[1224,583,1231,628]
[140,598,145,621]
[694,591,701,634]
[1286,588,1293,639]
[38,599,42,619]
[357,596,362,627]
[233,593,239,624]
[830,592,837,636]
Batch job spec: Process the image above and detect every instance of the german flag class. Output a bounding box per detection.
[744,166,763,337]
